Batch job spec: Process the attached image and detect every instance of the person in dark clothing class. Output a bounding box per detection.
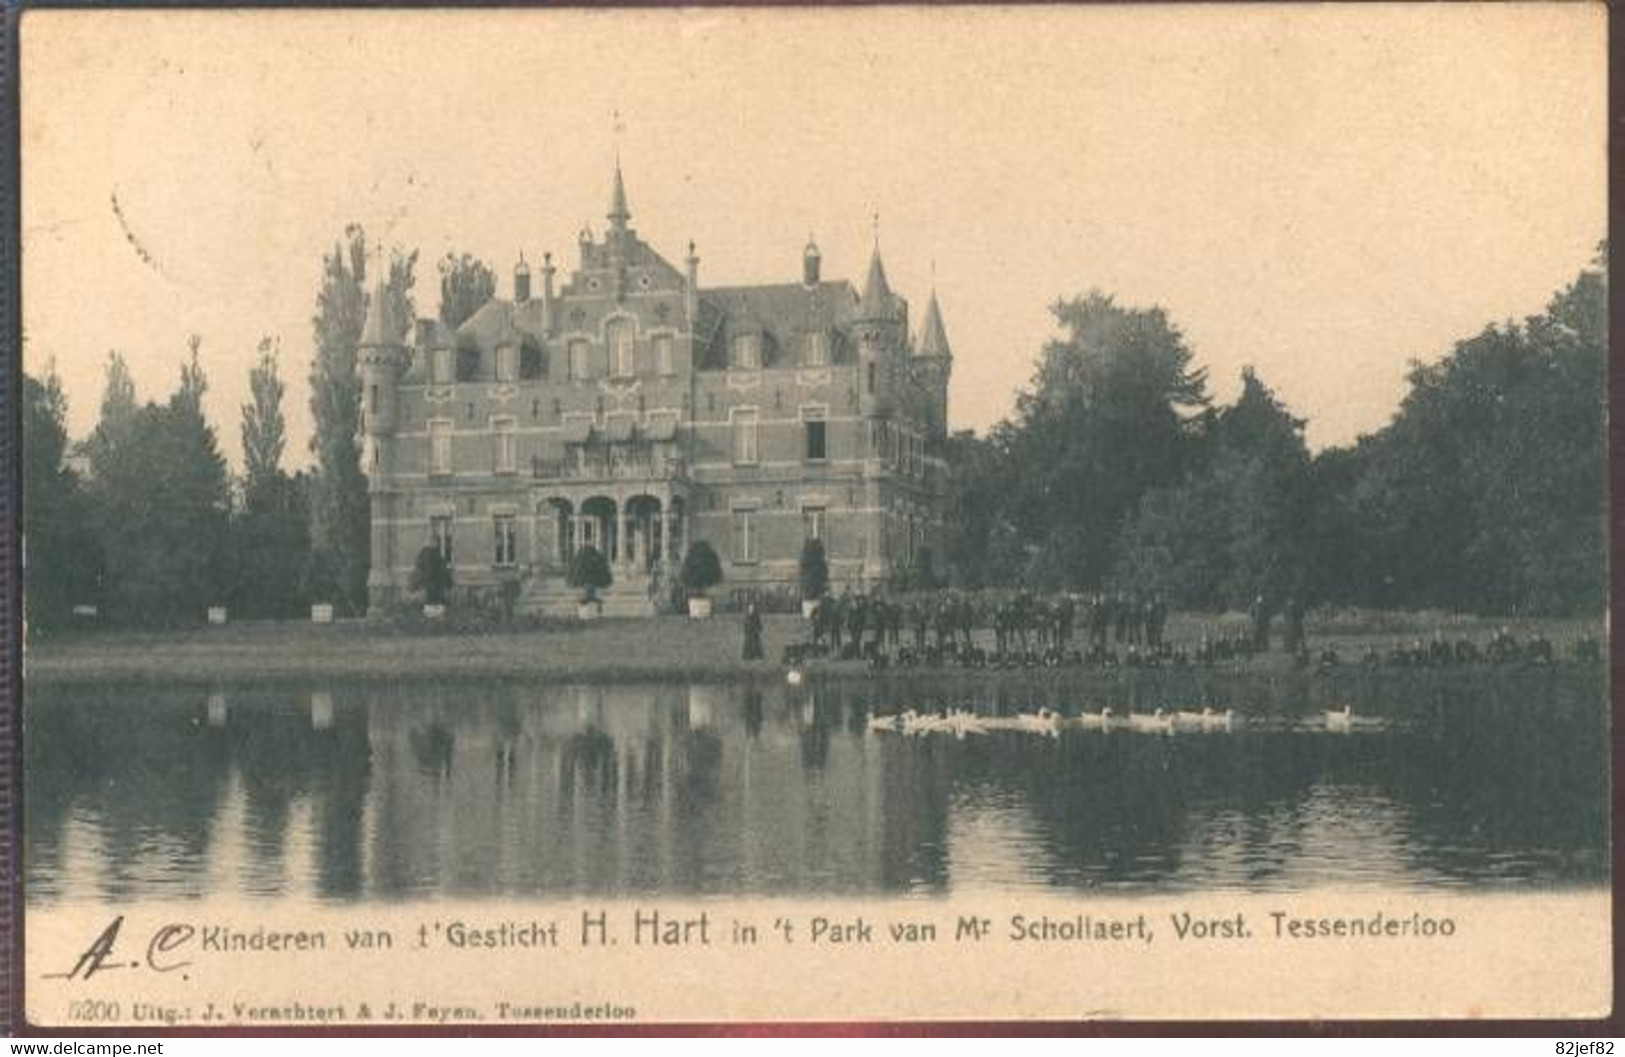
[1248,594,1272,652]
[1282,596,1305,655]
[743,604,765,661]
[1146,595,1169,650]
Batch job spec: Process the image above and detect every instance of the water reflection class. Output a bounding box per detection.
[24,666,1608,903]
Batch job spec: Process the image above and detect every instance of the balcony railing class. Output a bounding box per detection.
[532,453,686,482]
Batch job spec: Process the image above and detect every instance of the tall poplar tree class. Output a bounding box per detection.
[307,225,415,614]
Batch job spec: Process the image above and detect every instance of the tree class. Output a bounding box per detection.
[308,226,417,615]
[680,540,723,596]
[22,364,100,631]
[231,338,310,619]
[567,545,613,603]
[439,252,496,330]
[410,545,454,606]
[241,337,287,511]
[798,538,829,600]
[999,292,1209,590]
[85,350,137,477]
[1113,367,1312,610]
[86,351,230,626]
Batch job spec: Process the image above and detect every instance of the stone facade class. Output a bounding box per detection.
[358,165,952,615]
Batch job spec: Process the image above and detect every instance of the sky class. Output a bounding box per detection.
[20,5,1605,468]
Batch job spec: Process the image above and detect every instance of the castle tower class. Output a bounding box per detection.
[853,245,902,417]
[356,261,409,609]
[914,289,954,442]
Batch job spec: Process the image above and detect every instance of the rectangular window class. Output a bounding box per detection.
[495,345,517,383]
[368,384,379,413]
[731,408,759,465]
[568,339,589,381]
[430,515,454,564]
[733,333,761,370]
[608,320,635,378]
[804,419,827,461]
[492,513,517,567]
[493,418,517,474]
[804,331,828,367]
[803,506,826,542]
[429,420,453,476]
[432,347,454,385]
[733,508,757,563]
[654,333,675,375]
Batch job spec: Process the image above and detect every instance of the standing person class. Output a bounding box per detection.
[1248,594,1272,653]
[1057,594,1076,648]
[743,603,765,661]
[1282,595,1305,655]
[1147,594,1169,650]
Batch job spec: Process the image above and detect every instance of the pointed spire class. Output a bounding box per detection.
[917,289,952,359]
[856,246,897,321]
[607,157,631,230]
[359,249,400,348]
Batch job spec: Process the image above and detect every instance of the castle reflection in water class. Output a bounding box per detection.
[24,669,1608,903]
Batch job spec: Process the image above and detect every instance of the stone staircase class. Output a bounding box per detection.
[522,570,661,618]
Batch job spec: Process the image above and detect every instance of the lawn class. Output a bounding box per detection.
[22,608,1602,685]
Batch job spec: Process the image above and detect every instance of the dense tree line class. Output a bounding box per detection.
[22,230,490,633]
[947,248,1606,617]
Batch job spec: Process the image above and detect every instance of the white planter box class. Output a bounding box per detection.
[578,600,602,621]
[423,604,447,620]
[310,604,334,624]
[688,596,713,619]
[207,606,228,625]
[802,599,820,619]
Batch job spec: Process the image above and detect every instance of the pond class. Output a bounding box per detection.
[23,665,1608,903]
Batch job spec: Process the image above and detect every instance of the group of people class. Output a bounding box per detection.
[752,586,1601,674]
[1325,628,1600,670]
[801,589,1176,659]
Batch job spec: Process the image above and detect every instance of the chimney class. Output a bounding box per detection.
[685,241,699,328]
[540,252,556,333]
[803,238,821,287]
[514,255,532,303]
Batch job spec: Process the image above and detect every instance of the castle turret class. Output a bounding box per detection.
[914,289,953,441]
[853,246,902,417]
[356,259,410,609]
[358,267,408,440]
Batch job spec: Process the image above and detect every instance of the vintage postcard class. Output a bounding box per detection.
[12,3,1610,1031]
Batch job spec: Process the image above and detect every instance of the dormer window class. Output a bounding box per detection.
[804,331,828,368]
[432,347,454,385]
[733,333,761,370]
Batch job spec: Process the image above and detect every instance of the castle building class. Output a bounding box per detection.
[357,164,953,615]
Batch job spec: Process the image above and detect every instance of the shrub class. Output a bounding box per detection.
[681,540,723,596]
[798,538,829,601]
[410,545,454,606]
[567,545,613,602]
